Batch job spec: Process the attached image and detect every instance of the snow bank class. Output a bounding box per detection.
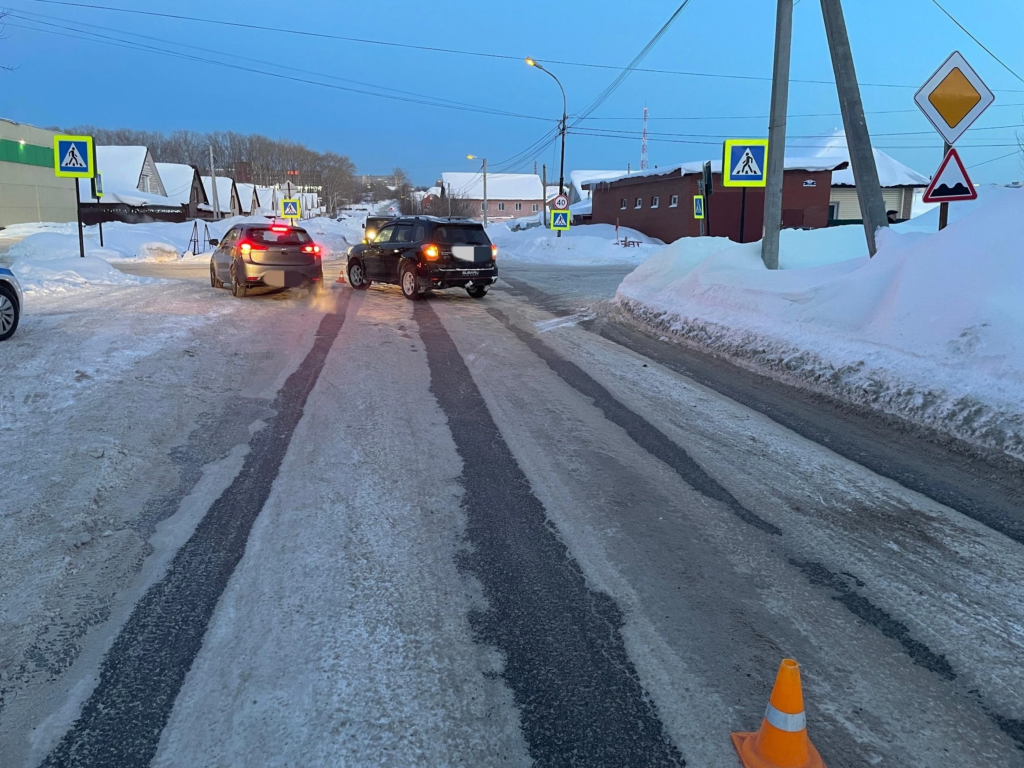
[489,223,663,266]
[11,254,157,295]
[616,188,1024,459]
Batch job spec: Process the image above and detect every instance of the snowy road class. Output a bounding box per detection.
[2,263,1023,767]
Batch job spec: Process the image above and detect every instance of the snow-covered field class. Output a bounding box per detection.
[489,222,662,266]
[616,186,1024,459]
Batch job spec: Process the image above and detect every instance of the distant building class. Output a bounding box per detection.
[585,157,848,244]
[156,162,208,220]
[236,183,256,215]
[0,118,77,227]
[441,172,543,222]
[254,186,277,215]
[568,170,630,205]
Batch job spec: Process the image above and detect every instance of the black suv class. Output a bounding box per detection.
[346,217,498,300]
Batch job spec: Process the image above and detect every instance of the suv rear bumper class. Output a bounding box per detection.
[422,263,498,289]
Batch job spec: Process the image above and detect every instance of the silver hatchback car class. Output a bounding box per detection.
[209,224,324,297]
[0,266,24,341]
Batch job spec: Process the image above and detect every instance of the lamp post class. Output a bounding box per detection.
[467,155,487,226]
[527,57,567,236]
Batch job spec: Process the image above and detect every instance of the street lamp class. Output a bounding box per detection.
[527,57,568,236]
[467,154,488,226]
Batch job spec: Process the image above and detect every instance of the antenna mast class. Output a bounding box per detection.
[640,105,649,171]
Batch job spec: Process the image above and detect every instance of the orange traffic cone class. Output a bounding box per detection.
[732,659,825,768]
[336,270,346,284]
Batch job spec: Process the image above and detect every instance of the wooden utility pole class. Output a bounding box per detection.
[762,0,793,270]
[820,0,888,256]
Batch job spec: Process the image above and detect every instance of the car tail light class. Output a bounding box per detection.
[422,244,439,261]
[238,240,267,254]
[271,225,290,232]
[491,244,498,260]
[302,244,322,254]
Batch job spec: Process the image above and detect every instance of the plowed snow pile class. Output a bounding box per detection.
[617,187,1024,459]
[489,223,662,265]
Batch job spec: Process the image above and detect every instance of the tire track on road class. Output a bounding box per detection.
[415,300,685,768]
[40,293,352,768]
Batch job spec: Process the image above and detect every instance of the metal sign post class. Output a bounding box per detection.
[723,140,768,244]
[914,52,993,231]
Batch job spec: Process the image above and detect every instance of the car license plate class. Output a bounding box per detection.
[463,270,479,277]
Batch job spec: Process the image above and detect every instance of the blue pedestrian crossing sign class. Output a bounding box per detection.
[693,195,705,219]
[53,135,95,178]
[280,198,301,219]
[722,138,769,188]
[550,209,570,230]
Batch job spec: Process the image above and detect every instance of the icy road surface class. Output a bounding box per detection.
[1,262,1023,767]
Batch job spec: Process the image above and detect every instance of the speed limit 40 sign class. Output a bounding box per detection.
[553,194,569,210]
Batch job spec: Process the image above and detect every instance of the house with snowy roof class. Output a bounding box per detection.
[440,172,543,222]
[200,176,241,219]
[77,146,187,224]
[809,131,929,223]
[584,156,849,244]
[254,186,277,215]
[235,183,257,215]
[156,162,207,220]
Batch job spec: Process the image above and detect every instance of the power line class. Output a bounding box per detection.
[579,103,1024,121]
[4,15,554,122]
[967,150,1021,169]
[929,0,1024,84]
[574,0,694,123]
[20,0,1024,93]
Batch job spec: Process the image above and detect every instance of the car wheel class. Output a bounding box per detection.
[347,260,370,290]
[400,264,420,301]
[231,266,247,298]
[466,286,488,299]
[210,263,223,288]
[0,284,19,341]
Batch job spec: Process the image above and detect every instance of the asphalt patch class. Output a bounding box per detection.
[41,294,351,768]
[415,300,685,768]
[486,306,781,536]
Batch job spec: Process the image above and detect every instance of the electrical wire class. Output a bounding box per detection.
[3,20,556,122]
[579,102,1024,121]
[929,0,1024,84]
[19,0,1024,93]
[967,149,1022,169]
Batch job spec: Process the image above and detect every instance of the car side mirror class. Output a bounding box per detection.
[209,238,220,246]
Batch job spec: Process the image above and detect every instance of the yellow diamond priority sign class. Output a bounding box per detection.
[915,51,993,145]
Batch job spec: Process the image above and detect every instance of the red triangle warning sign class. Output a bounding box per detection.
[922,148,977,203]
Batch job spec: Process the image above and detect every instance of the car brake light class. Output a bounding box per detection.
[302,244,322,254]
[491,244,498,259]
[238,240,267,254]
[271,225,290,232]
[422,244,439,261]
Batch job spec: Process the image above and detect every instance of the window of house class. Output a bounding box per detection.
[498,202,506,211]
[651,196,660,208]
[532,204,539,212]
[670,195,679,208]
[635,197,643,209]
[829,202,840,221]
[515,202,522,211]
[620,199,627,210]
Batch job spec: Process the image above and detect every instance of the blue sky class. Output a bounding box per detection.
[1,0,1021,186]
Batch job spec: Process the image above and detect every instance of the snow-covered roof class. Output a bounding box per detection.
[808,130,930,187]
[424,186,442,198]
[236,183,256,214]
[442,172,542,200]
[156,163,204,206]
[79,146,171,205]
[201,176,237,213]
[585,157,848,188]
[570,170,630,199]
[545,185,562,200]
[255,186,276,209]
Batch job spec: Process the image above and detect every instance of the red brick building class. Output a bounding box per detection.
[585,158,847,244]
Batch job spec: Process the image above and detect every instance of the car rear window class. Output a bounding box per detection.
[249,228,312,245]
[434,225,490,245]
